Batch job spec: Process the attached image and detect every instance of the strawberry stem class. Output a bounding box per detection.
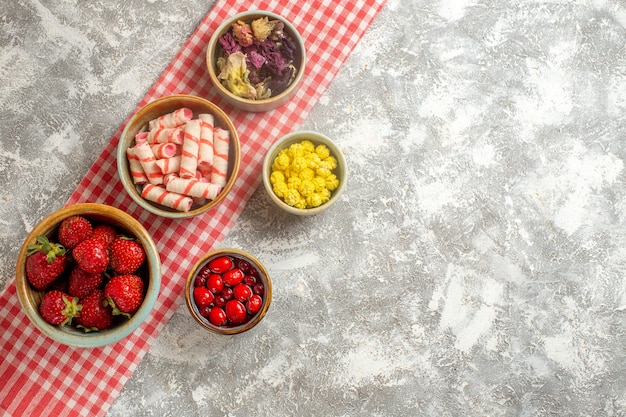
[26,235,66,261]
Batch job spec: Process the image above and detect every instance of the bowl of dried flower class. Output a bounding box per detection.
[206,10,306,112]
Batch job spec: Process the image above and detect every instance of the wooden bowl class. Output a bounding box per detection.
[185,248,271,335]
[15,203,161,348]
[117,94,241,218]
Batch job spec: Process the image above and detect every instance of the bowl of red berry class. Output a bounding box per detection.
[15,203,161,348]
[185,248,271,334]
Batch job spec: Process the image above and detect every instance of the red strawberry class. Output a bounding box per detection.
[57,215,93,249]
[92,224,118,247]
[72,237,109,274]
[104,274,145,317]
[108,236,146,274]
[75,289,114,332]
[67,265,104,298]
[25,235,68,291]
[39,290,80,326]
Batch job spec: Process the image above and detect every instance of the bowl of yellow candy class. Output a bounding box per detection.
[262,131,347,215]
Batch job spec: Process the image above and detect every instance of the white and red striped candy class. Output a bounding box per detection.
[141,184,193,212]
[148,107,193,130]
[126,107,231,212]
[197,113,215,178]
[164,174,221,200]
[146,127,184,145]
[134,142,164,185]
[179,119,201,179]
[211,127,230,188]
[150,143,178,159]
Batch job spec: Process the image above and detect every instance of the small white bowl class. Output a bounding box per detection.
[262,131,348,215]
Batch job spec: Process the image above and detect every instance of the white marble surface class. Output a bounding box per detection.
[2,0,626,416]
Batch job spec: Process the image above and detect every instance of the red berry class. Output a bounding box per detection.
[25,235,68,291]
[194,275,207,287]
[92,224,118,246]
[75,289,114,331]
[252,283,265,296]
[198,306,212,319]
[67,265,104,298]
[246,294,263,315]
[214,295,227,308]
[193,287,214,308]
[57,216,93,249]
[39,290,79,326]
[221,287,234,300]
[206,273,224,294]
[198,265,212,279]
[236,259,251,272]
[208,307,227,326]
[209,256,233,273]
[243,275,257,287]
[225,299,247,325]
[247,266,259,278]
[104,274,145,317]
[222,268,244,287]
[73,237,109,274]
[26,250,68,291]
[109,236,145,274]
[233,283,252,302]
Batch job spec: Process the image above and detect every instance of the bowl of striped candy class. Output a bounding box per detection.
[117,94,241,218]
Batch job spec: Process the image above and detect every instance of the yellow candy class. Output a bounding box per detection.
[298,179,315,197]
[288,143,306,158]
[323,156,337,170]
[307,153,321,168]
[284,188,303,207]
[298,167,315,181]
[287,176,301,190]
[270,170,285,185]
[315,144,330,159]
[313,176,326,192]
[325,173,339,191]
[319,188,331,203]
[273,152,291,171]
[273,181,288,198]
[301,140,315,153]
[306,193,323,208]
[269,139,341,209]
[316,167,332,178]
[291,156,308,172]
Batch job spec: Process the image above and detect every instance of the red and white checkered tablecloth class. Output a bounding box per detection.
[0,0,385,415]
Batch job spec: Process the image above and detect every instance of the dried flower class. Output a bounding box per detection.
[232,20,254,47]
[218,32,241,55]
[217,51,257,99]
[251,17,273,42]
[216,16,299,99]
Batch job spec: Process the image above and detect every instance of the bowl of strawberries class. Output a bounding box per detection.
[15,203,161,348]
